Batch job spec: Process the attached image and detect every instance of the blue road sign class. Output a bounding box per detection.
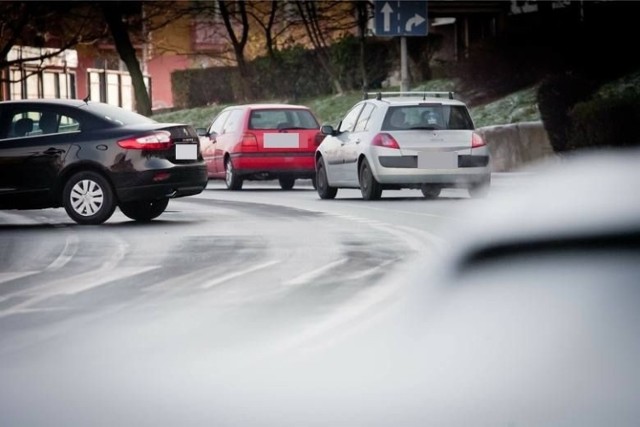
[374,1,428,36]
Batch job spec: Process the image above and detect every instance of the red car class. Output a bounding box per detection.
[198,104,323,190]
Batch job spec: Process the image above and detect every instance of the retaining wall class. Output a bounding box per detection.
[477,121,557,172]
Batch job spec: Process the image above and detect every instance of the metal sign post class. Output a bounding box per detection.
[374,1,428,92]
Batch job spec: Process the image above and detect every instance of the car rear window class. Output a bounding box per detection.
[382,104,474,131]
[249,109,319,130]
[82,102,157,126]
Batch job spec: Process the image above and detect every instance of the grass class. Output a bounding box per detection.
[153,78,542,129]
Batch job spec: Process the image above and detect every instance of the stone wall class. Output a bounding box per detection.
[477,121,557,172]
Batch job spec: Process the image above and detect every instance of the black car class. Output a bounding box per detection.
[0,99,208,224]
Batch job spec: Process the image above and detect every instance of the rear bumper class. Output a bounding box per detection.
[113,163,208,202]
[231,152,315,176]
[374,155,490,187]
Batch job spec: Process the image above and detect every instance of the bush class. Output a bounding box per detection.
[537,73,597,153]
[172,67,238,109]
[569,94,640,150]
[171,37,396,109]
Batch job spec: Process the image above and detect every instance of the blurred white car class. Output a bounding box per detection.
[217,150,640,426]
[315,92,491,200]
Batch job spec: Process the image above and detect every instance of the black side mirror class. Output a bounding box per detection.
[320,125,335,136]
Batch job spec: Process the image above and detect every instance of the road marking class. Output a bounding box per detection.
[0,272,38,285]
[45,235,79,271]
[283,259,349,287]
[201,260,281,289]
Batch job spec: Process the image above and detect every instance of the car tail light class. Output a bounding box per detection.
[371,133,400,149]
[117,131,173,150]
[240,133,258,151]
[314,132,325,146]
[471,132,486,148]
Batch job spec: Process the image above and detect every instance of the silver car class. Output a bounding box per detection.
[315,92,491,200]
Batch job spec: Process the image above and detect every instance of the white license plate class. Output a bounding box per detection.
[417,151,458,169]
[264,133,300,148]
[176,144,197,160]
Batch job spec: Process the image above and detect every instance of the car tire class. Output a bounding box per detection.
[421,184,441,199]
[279,176,295,190]
[316,157,337,199]
[63,171,116,225]
[119,198,169,222]
[468,177,491,199]
[225,158,243,190]
[359,159,382,200]
[311,174,317,190]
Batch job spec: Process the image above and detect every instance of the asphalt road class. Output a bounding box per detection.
[0,174,521,425]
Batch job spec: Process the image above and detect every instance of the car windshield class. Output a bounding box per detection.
[382,104,474,131]
[83,102,157,126]
[249,109,319,130]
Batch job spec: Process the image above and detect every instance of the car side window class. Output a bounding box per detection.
[222,109,244,134]
[354,103,375,132]
[5,111,80,139]
[338,104,364,133]
[209,110,230,135]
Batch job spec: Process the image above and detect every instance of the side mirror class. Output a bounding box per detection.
[195,127,208,136]
[320,125,335,136]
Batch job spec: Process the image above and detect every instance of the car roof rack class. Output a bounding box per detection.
[364,91,455,101]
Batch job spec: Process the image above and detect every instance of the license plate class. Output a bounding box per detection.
[417,151,458,169]
[264,133,300,148]
[176,144,197,160]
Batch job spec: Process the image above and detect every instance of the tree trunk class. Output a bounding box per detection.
[101,2,152,116]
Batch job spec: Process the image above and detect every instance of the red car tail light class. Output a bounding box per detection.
[472,132,486,148]
[314,132,325,146]
[240,133,258,151]
[117,131,173,150]
[371,133,400,149]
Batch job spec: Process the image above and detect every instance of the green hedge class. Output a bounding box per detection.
[171,37,394,109]
[569,94,640,150]
[537,73,597,153]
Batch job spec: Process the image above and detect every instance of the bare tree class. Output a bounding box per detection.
[1,2,100,84]
[100,1,152,116]
[217,0,251,99]
[355,1,374,90]
[294,0,362,94]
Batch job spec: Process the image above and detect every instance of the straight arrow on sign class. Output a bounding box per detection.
[381,2,393,32]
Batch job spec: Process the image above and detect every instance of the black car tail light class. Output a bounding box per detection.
[117,131,173,150]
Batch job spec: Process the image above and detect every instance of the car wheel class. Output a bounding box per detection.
[279,176,295,190]
[63,171,116,225]
[225,158,243,190]
[421,184,441,199]
[359,159,382,200]
[119,198,169,222]
[468,177,491,199]
[311,174,317,190]
[316,157,337,199]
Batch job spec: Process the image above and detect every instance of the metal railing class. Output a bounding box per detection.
[364,91,455,101]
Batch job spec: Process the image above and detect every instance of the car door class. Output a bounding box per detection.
[328,103,364,185]
[343,102,376,186]
[212,108,244,177]
[0,107,75,209]
[202,110,230,177]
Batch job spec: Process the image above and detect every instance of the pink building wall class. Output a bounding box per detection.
[147,55,190,111]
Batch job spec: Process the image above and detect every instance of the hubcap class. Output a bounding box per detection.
[70,179,104,216]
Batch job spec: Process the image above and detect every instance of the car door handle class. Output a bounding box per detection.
[352,138,361,144]
[44,148,65,156]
